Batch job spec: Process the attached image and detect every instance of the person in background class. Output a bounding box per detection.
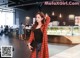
[4,25,9,35]
[1,25,4,36]
[27,12,50,58]
[0,25,3,36]
[19,23,25,40]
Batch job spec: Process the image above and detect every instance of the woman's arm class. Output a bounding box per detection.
[28,31,34,44]
[44,15,50,28]
[27,31,34,51]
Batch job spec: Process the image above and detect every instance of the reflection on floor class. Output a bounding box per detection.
[0,35,75,58]
[0,35,30,58]
[50,44,80,58]
[49,43,74,57]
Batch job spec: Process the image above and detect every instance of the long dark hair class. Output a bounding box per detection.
[31,12,45,31]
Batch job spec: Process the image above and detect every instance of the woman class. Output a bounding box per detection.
[28,12,50,58]
[19,23,24,40]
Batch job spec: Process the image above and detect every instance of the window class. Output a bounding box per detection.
[0,11,14,27]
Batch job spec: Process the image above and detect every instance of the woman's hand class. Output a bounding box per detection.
[45,13,49,19]
[27,43,33,51]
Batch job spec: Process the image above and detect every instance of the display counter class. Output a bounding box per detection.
[47,26,80,44]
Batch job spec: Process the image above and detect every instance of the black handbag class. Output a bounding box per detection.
[30,39,36,51]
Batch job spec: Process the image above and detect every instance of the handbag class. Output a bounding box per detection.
[30,39,36,51]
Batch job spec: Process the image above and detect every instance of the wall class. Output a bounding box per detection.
[15,6,39,25]
[15,5,80,25]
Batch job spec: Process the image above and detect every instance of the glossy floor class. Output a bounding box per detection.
[0,35,74,58]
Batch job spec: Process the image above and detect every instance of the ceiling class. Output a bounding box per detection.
[8,0,51,7]
[7,0,80,10]
[8,0,52,10]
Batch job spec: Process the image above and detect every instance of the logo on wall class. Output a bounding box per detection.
[75,16,80,26]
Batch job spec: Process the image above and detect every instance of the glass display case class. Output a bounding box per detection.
[47,26,80,36]
[73,26,80,36]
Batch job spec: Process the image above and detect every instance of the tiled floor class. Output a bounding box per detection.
[0,35,75,58]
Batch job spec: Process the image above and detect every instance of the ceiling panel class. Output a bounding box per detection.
[8,0,80,10]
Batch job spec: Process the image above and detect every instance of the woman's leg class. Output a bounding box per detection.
[36,43,42,58]
[36,49,38,58]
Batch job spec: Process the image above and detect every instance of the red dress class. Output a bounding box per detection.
[28,16,50,58]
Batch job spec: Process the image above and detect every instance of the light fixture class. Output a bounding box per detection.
[69,14,75,20]
[52,11,54,16]
[26,16,30,20]
[59,13,62,18]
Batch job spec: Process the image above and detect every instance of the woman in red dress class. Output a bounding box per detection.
[27,12,50,58]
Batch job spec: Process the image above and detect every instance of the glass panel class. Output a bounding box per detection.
[0,11,14,27]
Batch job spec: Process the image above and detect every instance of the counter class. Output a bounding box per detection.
[47,26,80,44]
